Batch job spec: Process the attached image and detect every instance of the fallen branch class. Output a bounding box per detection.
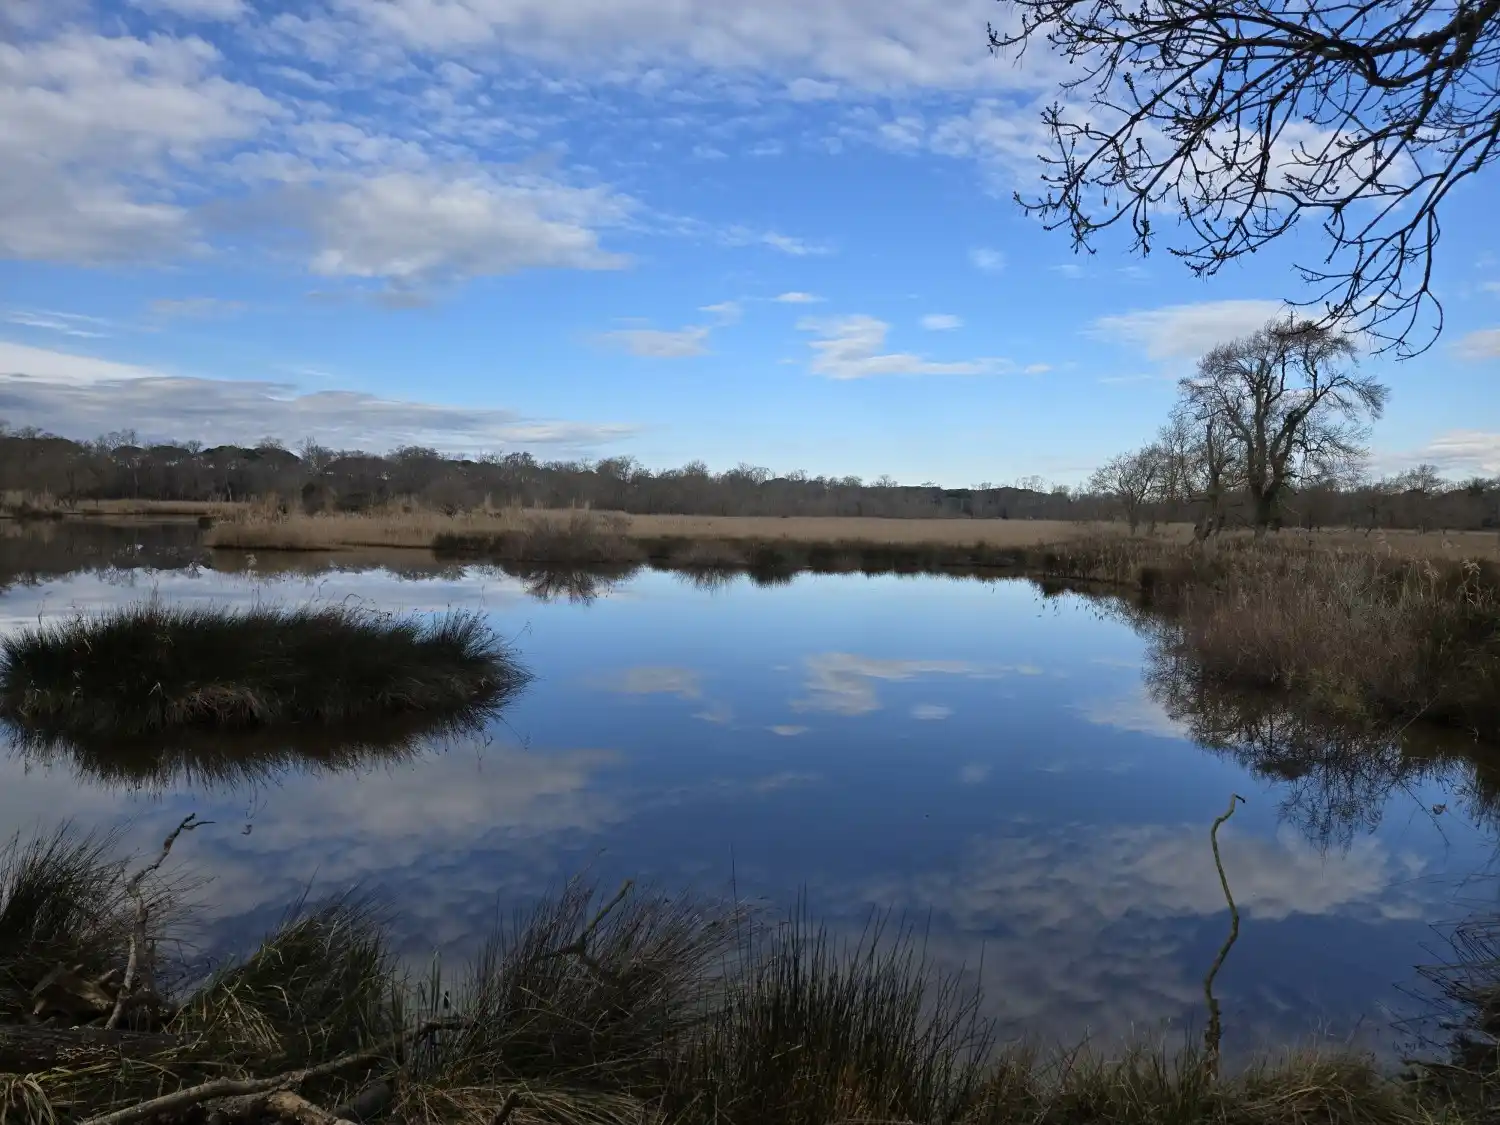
[79,1019,463,1125]
[212,1090,359,1125]
[492,1090,521,1124]
[1203,793,1245,1073]
[542,879,634,985]
[106,813,211,1031]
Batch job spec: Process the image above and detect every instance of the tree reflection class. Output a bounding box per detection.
[486,561,640,604]
[1141,616,1500,850]
[4,696,519,794]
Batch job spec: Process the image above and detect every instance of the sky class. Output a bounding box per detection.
[0,0,1497,487]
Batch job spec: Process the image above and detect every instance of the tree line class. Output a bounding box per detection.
[2,394,1495,532]
[0,427,1088,520]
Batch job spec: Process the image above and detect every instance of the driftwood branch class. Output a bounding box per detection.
[78,1019,462,1125]
[106,813,211,1031]
[542,879,634,985]
[1203,793,1246,1072]
[492,1090,521,1124]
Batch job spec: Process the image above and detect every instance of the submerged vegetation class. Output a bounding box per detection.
[3,819,1499,1125]
[0,601,530,745]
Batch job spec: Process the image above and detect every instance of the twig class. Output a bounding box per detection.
[106,814,211,1031]
[80,1019,463,1125]
[492,1090,522,1124]
[1203,793,1245,1074]
[542,879,634,984]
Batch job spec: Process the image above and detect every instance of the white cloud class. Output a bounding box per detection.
[0,341,632,452]
[799,315,1002,379]
[773,291,822,304]
[1455,328,1500,360]
[844,820,1431,1042]
[793,653,983,716]
[1051,263,1085,279]
[911,703,953,720]
[128,0,249,20]
[1386,430,1500,477]
[761,231,828,256]
[0,30,277,263]
[597,666,703,699]
[1092,299,1289,361]
[769,725,808,737]
[600,325,711,358]
[327,0,1029,93]
[920,313,962,331]
[1074,690,1188,740]
[969,247,1006,273]
[700,300,741,325]
[302,172,632,286]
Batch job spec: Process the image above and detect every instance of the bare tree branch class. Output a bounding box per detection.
[990,0,1500,354]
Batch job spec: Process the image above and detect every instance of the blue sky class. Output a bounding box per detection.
[0,0,1496,487]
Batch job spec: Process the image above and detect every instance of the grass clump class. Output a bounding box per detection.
[0,826,132,1024]
[0,600,531,742]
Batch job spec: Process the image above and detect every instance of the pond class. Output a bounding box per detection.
[1,519,1496,1059]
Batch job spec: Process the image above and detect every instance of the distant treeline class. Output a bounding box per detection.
[2,423,1497,531]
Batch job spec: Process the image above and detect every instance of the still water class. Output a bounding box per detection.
[1,521,1496,1056]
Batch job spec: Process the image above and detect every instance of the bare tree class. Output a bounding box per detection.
[1180,317,1387,532]
[989,0,1500,354]
[1157,408,1239,538]
[1089,446,1164,532]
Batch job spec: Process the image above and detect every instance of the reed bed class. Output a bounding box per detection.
[0,601,530,741]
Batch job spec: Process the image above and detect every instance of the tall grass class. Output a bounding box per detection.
[3,830,1487,1125]
[0,600,531,741]
[0,826,133,1023]
[1159,549,1500,736]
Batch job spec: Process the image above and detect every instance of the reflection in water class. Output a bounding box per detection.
[1141,612,1500,850]
[6,705,505,794]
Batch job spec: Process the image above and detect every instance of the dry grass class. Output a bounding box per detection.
[207,507,1115,552]
[204,505,1500,562]
[0,492,247,520]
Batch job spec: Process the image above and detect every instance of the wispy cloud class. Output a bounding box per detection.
[599,326,711,358]
[969,248,1006,273]
[699,300,742,325]
[920,313,962,331]
[799,315,1005,379]
[5,309,115,338]
[773,291,823,304]
[1455,328,1500,360]
[597,665,703,699]
[1092,300,1288,361]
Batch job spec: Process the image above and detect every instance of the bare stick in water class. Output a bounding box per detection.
[1203,793,1245,1072]
[106,813,211,1030]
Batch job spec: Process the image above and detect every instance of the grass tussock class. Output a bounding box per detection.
[0,826,133,1024]
[0,600,531,741]
[4,828,1493,1125]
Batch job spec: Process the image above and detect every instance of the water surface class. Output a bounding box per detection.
[2,521,1495,1058]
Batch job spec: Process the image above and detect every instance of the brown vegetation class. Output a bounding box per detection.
[204,506,1500,561]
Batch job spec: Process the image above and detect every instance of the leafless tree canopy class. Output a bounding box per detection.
[989,0,1500,353]
[1181,317,1387,528]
